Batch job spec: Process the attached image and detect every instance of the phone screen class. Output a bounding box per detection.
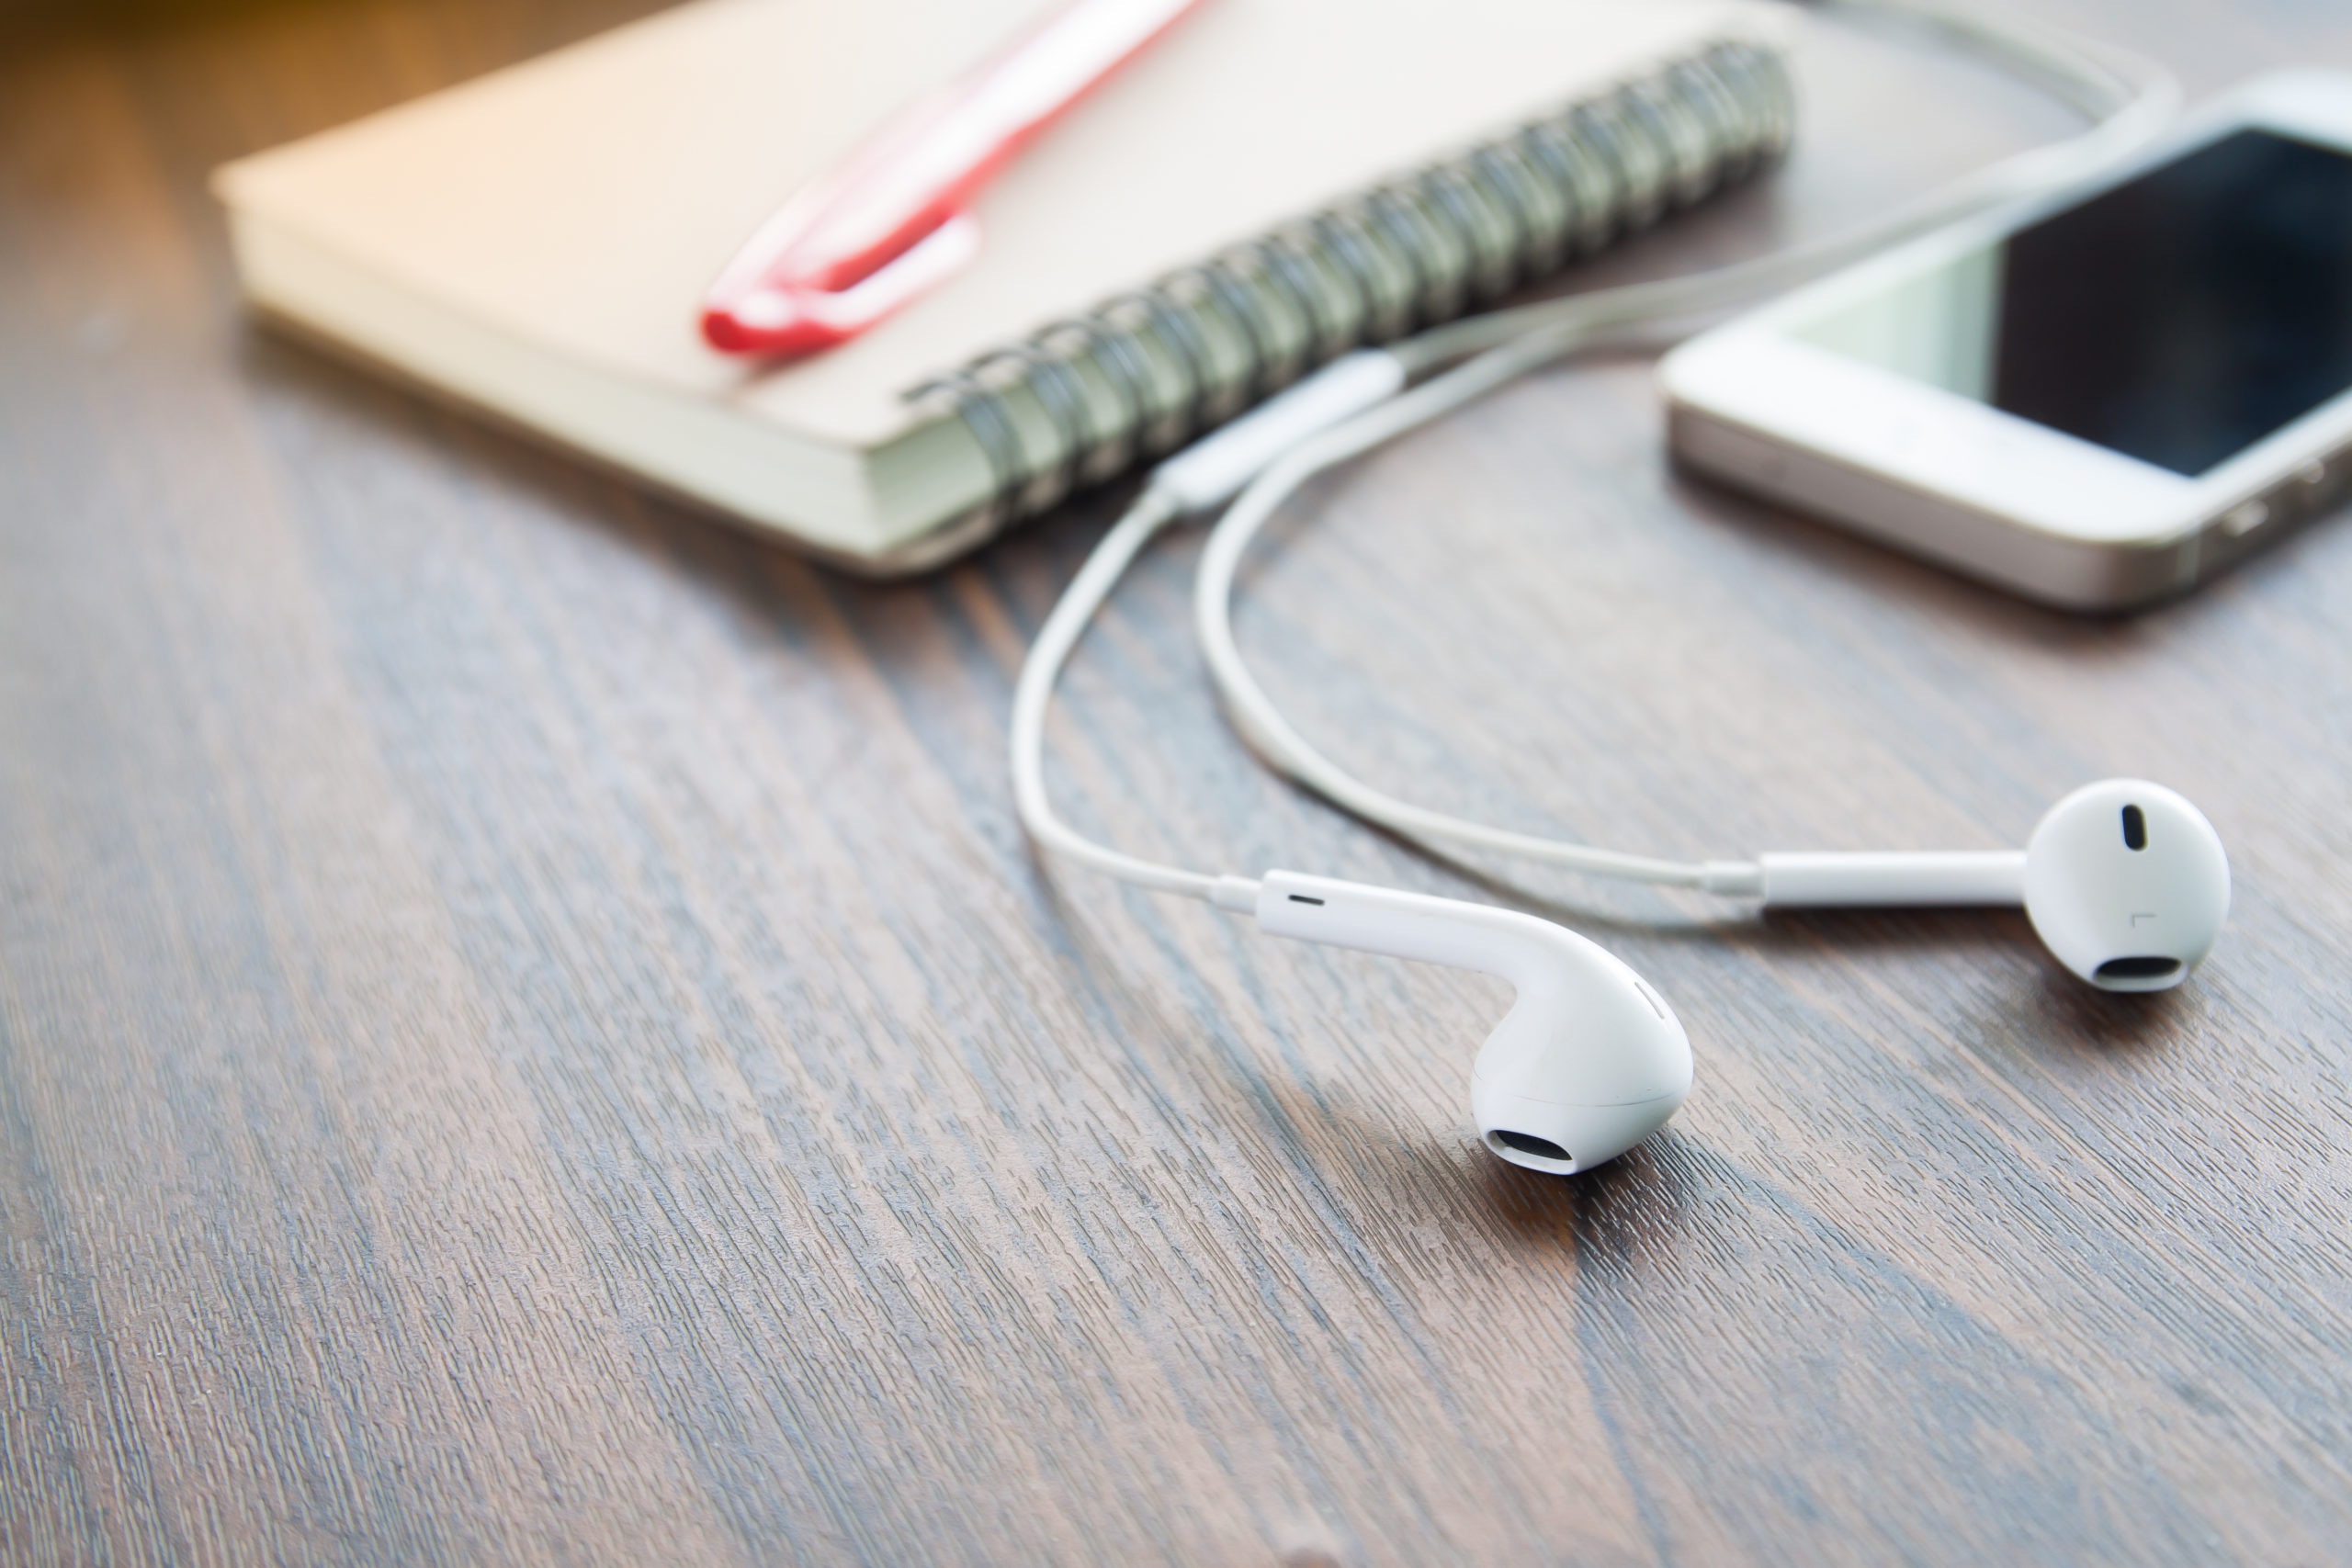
[1791,129,2352,477]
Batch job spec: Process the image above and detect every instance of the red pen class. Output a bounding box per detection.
[701,0,1212,358]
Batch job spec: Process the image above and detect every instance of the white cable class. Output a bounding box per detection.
[1192,333,1762,893]
[1012,0,2180,905]
[1010,487,1240,899]
[1183,4,2177,897]
[1009,359,1424,903]
[1403,0,2178,369]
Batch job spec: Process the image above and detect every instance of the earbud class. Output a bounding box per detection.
[1251,872,1692,1173]
[1758,777,2231,992]
[2019,779,2230,991]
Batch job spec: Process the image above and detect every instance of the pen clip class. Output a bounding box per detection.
[702,210,983,357]
[702,0,1208,358]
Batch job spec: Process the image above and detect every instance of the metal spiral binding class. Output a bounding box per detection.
[904,38,1796,542]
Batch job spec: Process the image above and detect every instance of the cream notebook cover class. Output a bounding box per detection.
[214,0,1786,571]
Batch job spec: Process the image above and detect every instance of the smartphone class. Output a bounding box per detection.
[1660,71,2352,611]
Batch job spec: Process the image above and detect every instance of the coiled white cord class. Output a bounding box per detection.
[1010,0,2180,905]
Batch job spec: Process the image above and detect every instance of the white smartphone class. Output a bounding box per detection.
[1661,71,2352,611]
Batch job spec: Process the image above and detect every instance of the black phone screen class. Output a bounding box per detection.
[1793,129,2352,477]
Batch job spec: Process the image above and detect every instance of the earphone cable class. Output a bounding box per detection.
[1009,486,1255,902]
[1182,4,2176,894]
[1191,325,1763,893]
[1012,0,2179,905]
[1396,0,2177,374]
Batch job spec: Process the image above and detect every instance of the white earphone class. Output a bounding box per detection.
[1750,779,2232,994]
[1220,871,1695,1173]
[1178,781,2230,1175]
[1010,1,2216,1175]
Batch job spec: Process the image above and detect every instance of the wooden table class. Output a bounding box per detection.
[6,2,2351,1562]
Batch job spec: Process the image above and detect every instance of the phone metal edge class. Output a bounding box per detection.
[1661,69,2352,611]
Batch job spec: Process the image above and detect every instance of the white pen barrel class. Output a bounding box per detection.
[1758,851,2028,907]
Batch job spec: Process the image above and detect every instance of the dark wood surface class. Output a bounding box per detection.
[6,1,2352,1562]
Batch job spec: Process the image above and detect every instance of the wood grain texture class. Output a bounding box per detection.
[5,1,2352,1563]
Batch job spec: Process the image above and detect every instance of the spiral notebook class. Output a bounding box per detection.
[214,0,1792,574]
